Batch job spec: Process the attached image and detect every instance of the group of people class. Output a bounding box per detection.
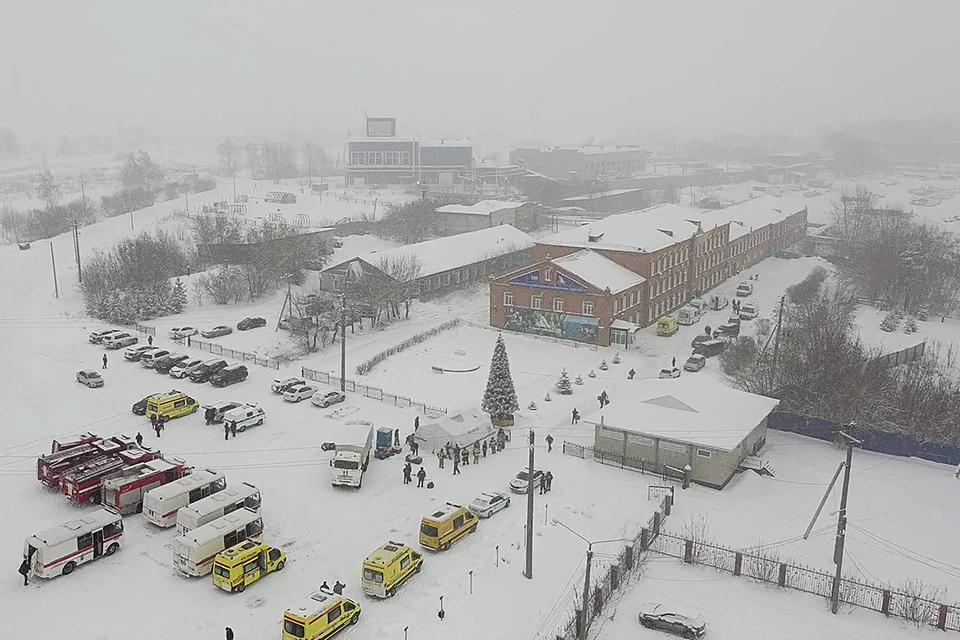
[149,413,168,438]
[319,580,346,595]
[223,421,237,440]
[403,462,428,487]
[538,471,555,494]
[437,427,509,475]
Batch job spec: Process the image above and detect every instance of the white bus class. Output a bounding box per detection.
[175,482,261,535]
[24,507,124,579]
[143,469,226,528]
[172,508,263,576]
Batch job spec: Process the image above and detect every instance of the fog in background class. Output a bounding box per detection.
[3,0,959,146]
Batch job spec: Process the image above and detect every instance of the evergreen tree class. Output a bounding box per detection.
[555,368,573,395]
[171,278,188,313]
[481,334,520,420]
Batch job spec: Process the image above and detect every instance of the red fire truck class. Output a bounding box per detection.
[38,435,136,488]
[59,447,160,504]
[49,432,100,454]
[100,458,191,515]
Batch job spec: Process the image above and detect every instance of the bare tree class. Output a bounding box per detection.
[349,254,423,324]
[36,161,60,209]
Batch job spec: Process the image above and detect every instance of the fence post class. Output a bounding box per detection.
[653,511,661,536]
[683,539,693,564]
[663,495,672,517]
[610,565,619,590]
[881,590,891,616]
[626,544,635,568]
[778,563,787,587]
[937,604,948,630]
[734,552,742,576]
[640,529,649,552]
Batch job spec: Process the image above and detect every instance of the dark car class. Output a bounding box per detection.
[693,339,728,358]
[237,317,267,331]
[690,333,712,349]
[638,604,705,638]
[131,396,150,415]
[154,354,191,374]
[210,364,249,387]
[716,322,740,338]
[189,359,228,383]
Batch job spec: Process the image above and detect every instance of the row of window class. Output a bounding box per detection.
[350,151,412,167]
[651,248,689,276]
[597,428,713,459]
[612,289,640,314]
[649,269,687,299]
[503,291,593,316]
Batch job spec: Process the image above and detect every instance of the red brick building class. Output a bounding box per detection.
[489,196,807,346]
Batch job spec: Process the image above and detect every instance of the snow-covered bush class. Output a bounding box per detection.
[574,374,584,385]
[598,359,608,371]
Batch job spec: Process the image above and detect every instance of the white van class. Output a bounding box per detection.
[172,508,264,576]
[143,469,226,527]
[223,405,266,433]
[24,507,123,579]
[175,482,261,535]
[736,281,754,297]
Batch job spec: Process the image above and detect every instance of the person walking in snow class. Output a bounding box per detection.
[672,356,676,368]
[488,437,497,455]
[224,423,230,441]
[546,434,554,453]
[147,335,153,346]
[417,467,426,488]
[102,354,108,370]
[545,471,554,493]
[403,463,412,485]
[628,368,636,380]
[572,408,580,424]
[18,559,29,586]
[394,429,400,447]
[437,448,445,469]
[154,420,163,438]
[414,416,419,431]
[452,454,460,475]
[225,627,234,640]
[230,422,237,438]
[135,432,143,447]
[453,443,461,463]
[482,440,488,458]
[472,442,480,464]
[461,448,469,467]
[411,440,419,457]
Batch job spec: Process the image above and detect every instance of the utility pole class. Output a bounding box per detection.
[79,176,87,219]
[581,544,593,639]
[830,430,859,614]
[72,220,82,284]
[185,190,190,214]
[340,291,347,393]
[524,429,535,579]
[772,295,785,370]
[49,242,59,299]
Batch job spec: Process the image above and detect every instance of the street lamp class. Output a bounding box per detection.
[552,519,626,640]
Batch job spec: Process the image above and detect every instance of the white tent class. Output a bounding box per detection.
[414,409,495,453]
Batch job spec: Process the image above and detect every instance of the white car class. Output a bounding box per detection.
[76,370,104,388]
[739,302,760,320]
[468,491,511,518]
[169,326,198,339]
[223,405,266,433]
[89,328,122,344]
[509,469,545,494]
[124,345,159,361]
[658,367,681,379]
[140,349,171,368]
[311,389,346,408]
[271,377,306,393]
[283,385,317,403]
[169,358,204,379]
[103,332,138,349]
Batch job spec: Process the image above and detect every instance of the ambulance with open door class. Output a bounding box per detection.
[143,468,225,527]
[24,507,123,579]
[172,508,263,576]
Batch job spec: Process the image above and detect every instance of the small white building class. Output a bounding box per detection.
[435,200,533,235]
[584,377,779,489]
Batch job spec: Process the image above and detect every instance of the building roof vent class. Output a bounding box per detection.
[587,232,604,243]
[657,228,674,237]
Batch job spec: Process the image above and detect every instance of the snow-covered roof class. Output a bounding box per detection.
[553,250,646,293]
[583,377,779,451]
[560,188,644,203]
[578,144,646,156]
[28,509,120,548]
[421,139,473,148]
[542,203,704,254]
[436,200,526,216]
[698,195,805,241]
[363,225,535,280]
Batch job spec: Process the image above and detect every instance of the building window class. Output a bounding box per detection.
[442,273,451,286]
[628,434,654,446]
[384,151,400,165]
[543,267,553,282]
[553,298,564,312]
[401,151,411,165]
[368,151,383,165]
[696,448,712,458]
[660,441,687,453]
[504,292,514,306]
[629,292,635,307]
[531,295,541,310]
[350,151,366,166]
[582,300,594,315]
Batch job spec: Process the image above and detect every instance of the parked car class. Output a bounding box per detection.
[169,326,198,339]
[659,367,681,379]
[201,325,233,338]
[237,317,267,331]
[726,315,742,327]
[154,353,191,374]
[103,332,138,349]
[89,328,122,344]
[169,357,204,379]
[509,469,545,493]
[189,359,228,383]
[132,396,150,415]
[736,281,754,297]
[76,370,104,388]
[271,377,306,393]
[140,349,172,368]
[683,355,706,372]
[202,401,246,425]
[693,339,728,358]
[638,604,706,638]
[739,302,759,320]
[690,333,712,349]
[310,389,346,408]
[283,384,318,403]
[222,405,266,433]
[210,364,249,387]
[468,491,511,518]
[716,322,740,338]
[124,345,159,362]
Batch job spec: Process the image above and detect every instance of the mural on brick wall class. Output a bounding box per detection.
[507,269,587,292]
[503,306,599,344]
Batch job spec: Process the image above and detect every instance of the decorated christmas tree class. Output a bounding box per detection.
[555,368,573,395]
[482,334,520,423]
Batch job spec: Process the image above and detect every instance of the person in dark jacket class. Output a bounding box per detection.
[546,434,554,453]
[102,354,108,369]
[18,558,29,586]
[224,423,230,441]
[229,422,237,438]
[148,335,154,346]
[135,432,143,447]
[453,444,461,462]
[411,440,419,456]
[225,628,234,640]
[154,420,162,438]
[482,440,488,457]
[414,416,419,430]
[437,448,445,469]
[545,471,554,492]
[452,454,460,475]
[417,467,426,488]
[333,580,345,595]
[461,448,469,466]
[571,408,580,424]
[403,463,412,485]
[394,429,400,447]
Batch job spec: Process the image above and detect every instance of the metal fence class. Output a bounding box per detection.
[133,323,156,337]
[539,491,675,640]
[650,531,960,632]
[562,442,685,483]
[174,335,282,370]
[301,367,447,418]
[459,319,600,352]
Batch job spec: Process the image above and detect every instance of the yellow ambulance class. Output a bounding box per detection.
[145,391,198,419]
[419,502,478,551]
[282,588,360,640]
[361,541,423,598]
[212,540,286,593]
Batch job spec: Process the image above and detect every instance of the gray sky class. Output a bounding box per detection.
[3,0,958,144]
